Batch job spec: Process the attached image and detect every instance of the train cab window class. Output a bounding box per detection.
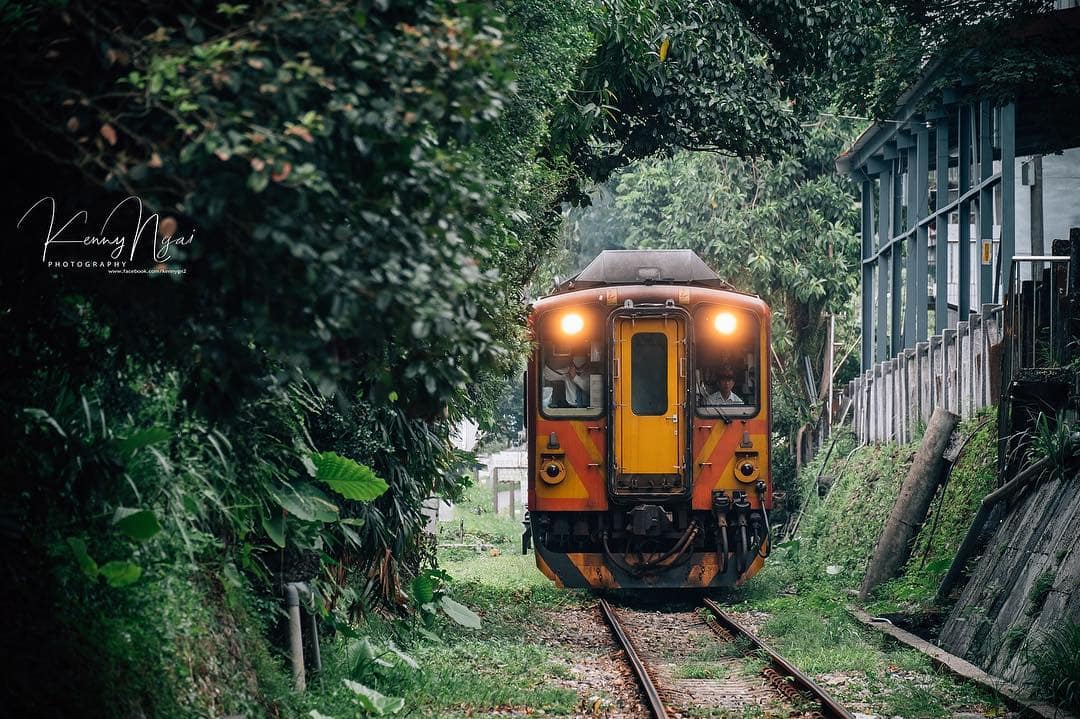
[538,310,604,418]
[694,308,760,419]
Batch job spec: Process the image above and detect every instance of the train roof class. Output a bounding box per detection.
[554,250,735,294]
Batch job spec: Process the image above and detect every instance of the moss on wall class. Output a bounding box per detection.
[791,409,998,608]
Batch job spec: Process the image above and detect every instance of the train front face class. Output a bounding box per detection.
[527,284,773,590]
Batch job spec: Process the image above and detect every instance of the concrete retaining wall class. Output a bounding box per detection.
[938,470,1080,690]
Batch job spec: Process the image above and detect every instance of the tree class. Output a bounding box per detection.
[550,0,879,182]
[566,115,863,469]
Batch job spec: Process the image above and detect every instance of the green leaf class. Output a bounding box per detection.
[67,537,98,579]
[100,560,142,587]
[112,508,162,541]
[313,451,389,501]
[116,427,170,461]
[387,641,419,670]
[411,573,435,605]
[340,523,362,547]
[354,637,378,662]
[273,488,316,521]
[439,596,481,628]
[24,408,67,438]
[261,511,286,547]
[298,483,340,522]
[343,679,405,715]
[309,711,334,719]
[248,171,269,193]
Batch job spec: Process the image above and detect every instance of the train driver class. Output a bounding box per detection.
[542,355,590,408]
[702,365,743,406]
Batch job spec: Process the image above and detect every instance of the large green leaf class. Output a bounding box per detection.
[272,482,342,523]
[387,641,419,670]
[273,488,316,521]
[112,508,162,541]
[439,596,481,629]
[313,451,389,501]
[116,427,170,461]
[261,511,286,547]
[343,679,405,715]
[411,573,435,605]
[100,560,142,587]
[67,537,98,579]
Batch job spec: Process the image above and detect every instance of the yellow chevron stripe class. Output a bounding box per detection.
[570,421,603,464]
[693,421,729,479]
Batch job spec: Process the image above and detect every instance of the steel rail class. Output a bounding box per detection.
[703,598,854,719]
[598,599,669,719]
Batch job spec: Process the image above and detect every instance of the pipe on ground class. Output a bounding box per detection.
[285,582,308,691]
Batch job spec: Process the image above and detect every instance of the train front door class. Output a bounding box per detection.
[612,316,687,495]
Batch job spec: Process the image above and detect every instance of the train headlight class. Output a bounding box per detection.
[540,459,567,485]
[734,452,760,483]
[714,312,737,335]
[560,312,585,335]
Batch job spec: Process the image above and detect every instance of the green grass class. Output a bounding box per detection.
[1026,621,1080,711]
[300,549,590,718]
[436,480,526,561]
[726,558,1008,718]
[673,662,733,680]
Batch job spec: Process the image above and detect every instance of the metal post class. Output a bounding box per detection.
[862,180,875,369]
[285,583,306,691]
[916,126,930,343]
[878,170,892,361]
[905,142,918,348]
[1000,103,1016,303]
[935,115,950,332]
[978,100,994,306]
[958,104,972,320]
[890,158,903,355]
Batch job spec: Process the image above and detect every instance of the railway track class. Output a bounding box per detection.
[598,597,854,719]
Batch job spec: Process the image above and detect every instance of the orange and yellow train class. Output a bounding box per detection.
[525,250,773,589]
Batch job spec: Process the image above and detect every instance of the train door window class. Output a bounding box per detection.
[630,332,667,415]
[538,309,604,418]
[694,308,760,419]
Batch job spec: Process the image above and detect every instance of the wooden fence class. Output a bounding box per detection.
[844,304,1004,444]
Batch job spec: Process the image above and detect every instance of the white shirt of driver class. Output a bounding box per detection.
[704,389,742,405]
[542,364,588,406]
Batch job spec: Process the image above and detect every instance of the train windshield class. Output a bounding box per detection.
[694,308,760,418]
[538,309,604,418]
